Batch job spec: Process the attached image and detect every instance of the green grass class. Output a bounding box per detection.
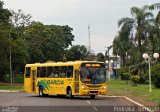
[108,79,160,106]
[0,82,23,91]
[0,74,24,91]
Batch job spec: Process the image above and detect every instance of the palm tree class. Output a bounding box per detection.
[112,36,126,66]
[118,5,154,67]
[112,29,132,66]
[145,3,160,54]
[156,11,160,24]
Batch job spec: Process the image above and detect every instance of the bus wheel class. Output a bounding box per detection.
[90,95,95,99]
[39,87,44,97]
[68,89,73,99]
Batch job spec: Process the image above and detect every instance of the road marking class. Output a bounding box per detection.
[93,106,98,111]
[86,101,91,105]
[123,96,152,112]
[86,101,98,111]
[123,96,144,106]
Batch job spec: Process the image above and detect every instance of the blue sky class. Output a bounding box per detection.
[4,0,159,54]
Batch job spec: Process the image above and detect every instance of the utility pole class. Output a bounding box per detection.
[9,28,13,86]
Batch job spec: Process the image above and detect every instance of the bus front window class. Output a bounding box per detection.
[80,67,106,84]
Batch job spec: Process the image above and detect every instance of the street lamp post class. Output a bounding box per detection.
[142,53,159,92]
[105,60,113,81]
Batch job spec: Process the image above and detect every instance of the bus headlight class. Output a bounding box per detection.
[81,85,88,90]
[103,86,106,89]
[82,86,85,89]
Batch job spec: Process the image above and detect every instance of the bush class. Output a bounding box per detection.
[15,74,24,83]
[122,73,130,80]
[130,75,140,85]
[4,74,24,83]
[117,66,129,80]
[151,64,160,88]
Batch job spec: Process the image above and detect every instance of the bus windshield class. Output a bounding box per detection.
[80,63,106,84]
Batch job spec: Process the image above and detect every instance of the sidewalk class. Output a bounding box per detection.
[0,90,23,92]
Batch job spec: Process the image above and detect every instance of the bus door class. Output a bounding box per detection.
[74,70,80,94]
[31,70,36,92]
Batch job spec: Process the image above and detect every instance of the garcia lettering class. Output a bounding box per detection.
[47,80,64,85]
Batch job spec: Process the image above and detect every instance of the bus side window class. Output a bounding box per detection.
[67,66,73,78]
[54,66,59,78]
[37,67,46,78]
[25,67,31,78]
[47,67,54,78]
[37,67,41,77]
[60,66,67,78]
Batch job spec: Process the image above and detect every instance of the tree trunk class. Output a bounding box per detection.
[138,26,142,75]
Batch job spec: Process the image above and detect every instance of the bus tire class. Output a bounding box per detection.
[39,87,44,97]
[90,95,95,99]
[68,88,73,99]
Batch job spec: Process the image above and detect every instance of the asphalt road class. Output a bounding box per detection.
[0,92,147,112]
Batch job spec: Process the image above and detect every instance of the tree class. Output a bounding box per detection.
[24,22,74,62]
[156,11,160,24]
[118,5,154,65]
[112,29,132,66]
[24,22,46,62]
[151,64,160,88]
[9,9,31,82]
[10,9,31,27]
[0,1,11,23]
[0,1,12,81]
[10,9,31,39]
[149,3,160,24]
[113,3,160,82]
[66,45,88,61]
[118,5,155,75]
[96,53,104,62]
[146,3,160,54]
[42,25,74,61]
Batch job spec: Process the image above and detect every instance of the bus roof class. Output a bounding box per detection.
[25,61,103,67]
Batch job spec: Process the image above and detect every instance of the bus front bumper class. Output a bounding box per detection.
[80,90,107,95]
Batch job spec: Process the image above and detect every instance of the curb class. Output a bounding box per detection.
[0,90,23,93]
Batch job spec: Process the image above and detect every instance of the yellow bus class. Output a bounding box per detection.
[24,61,107,99]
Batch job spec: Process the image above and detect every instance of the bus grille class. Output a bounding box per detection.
[88,88,99,90]
[86,85,101,90]
[86,85,102,88]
